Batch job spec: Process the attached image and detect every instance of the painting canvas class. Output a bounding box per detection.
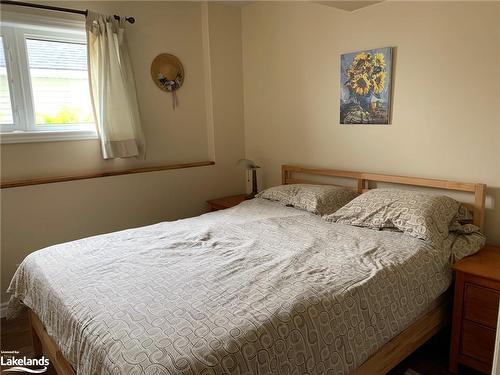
[340,47,393,125]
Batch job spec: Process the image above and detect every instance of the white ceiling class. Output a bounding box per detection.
[315,1,382,11]
[217,1,383,12]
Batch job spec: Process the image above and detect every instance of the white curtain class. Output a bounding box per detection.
[86,11,145,159]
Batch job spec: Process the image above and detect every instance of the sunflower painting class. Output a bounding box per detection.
[340,47,393,124]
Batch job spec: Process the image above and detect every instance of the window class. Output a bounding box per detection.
[0,37,14,126]
[0,14,97,144]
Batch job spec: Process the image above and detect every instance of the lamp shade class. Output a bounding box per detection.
[237,159,260,170]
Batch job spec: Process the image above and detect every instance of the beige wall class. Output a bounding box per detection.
[242,1,500,244]
[0,2,246,303]
[2,1,212,179]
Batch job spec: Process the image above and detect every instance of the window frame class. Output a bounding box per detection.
[0,12,97,144]
[0,28,21,133]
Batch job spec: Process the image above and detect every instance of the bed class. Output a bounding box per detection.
[7,165,487,375]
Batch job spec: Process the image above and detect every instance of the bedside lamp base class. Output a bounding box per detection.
[246,169,258,199]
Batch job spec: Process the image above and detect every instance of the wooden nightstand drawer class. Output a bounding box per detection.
[450,245,500,374]
[464,284,499,329]
[460,320,496,364]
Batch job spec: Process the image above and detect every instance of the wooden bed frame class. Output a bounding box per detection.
[281,165,486,231]
[27,165,487,375]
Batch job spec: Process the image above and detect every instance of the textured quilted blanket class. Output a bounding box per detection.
[8,198,466,374]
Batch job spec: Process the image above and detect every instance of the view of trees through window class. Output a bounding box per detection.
[26,38,93,126]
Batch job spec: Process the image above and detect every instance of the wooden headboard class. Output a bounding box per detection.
[281,165,487,231]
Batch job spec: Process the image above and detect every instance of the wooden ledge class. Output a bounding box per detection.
[1,160,215,189]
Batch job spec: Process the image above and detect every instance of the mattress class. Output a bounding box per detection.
[8,198,454,374]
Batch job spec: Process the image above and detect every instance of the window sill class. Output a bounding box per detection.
[0,130,98,144]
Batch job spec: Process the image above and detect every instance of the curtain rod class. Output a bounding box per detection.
[0,0,136,23]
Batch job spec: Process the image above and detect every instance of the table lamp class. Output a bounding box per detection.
[237,159,260,199]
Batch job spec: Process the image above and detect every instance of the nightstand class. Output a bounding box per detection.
[207,194,248,212]
[450,244,500,374]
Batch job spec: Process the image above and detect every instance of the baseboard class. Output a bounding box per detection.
[1,301,9,318]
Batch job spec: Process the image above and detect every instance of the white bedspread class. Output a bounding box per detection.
[8,198,454,374]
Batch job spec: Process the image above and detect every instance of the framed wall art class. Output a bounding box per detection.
[340,47,393,125]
